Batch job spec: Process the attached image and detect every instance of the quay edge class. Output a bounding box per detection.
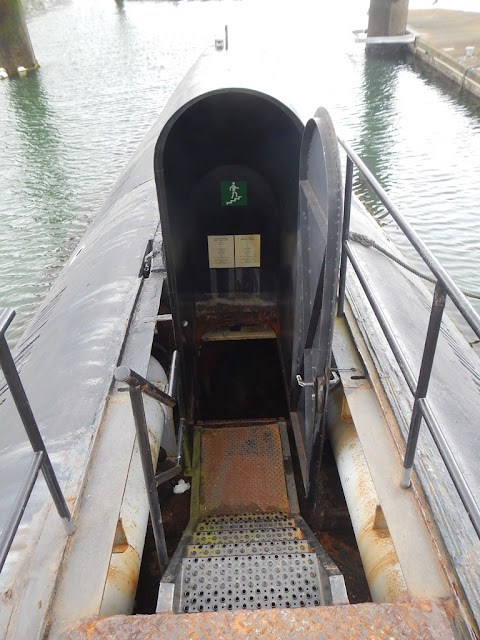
[407,10,480,100]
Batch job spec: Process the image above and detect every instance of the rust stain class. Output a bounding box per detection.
[106,545,141,593]
[194,308,280,346]
[341,395,353,423]
[331,421,358,461]
[441,597,456,620]
[200,424,290,516]
[372,505,387,531]
[365,548,405,596]
[113,519,129,554]
[330,419,407,601]
[65,599,456,639]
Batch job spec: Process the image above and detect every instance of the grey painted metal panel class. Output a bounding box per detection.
[291,108,343,493]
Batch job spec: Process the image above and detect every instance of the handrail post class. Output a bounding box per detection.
[338,155,354,317]
[401,282,447,488]
[128,385,169,568]
[0,309,75,536]
[115,367,170,569]
[168,350,179,402]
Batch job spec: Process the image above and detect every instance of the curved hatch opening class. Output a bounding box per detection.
[155,90,302,422]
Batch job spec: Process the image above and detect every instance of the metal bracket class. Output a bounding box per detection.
[297,372,338,390]
[296,374,314,388]
[329,371,340,390]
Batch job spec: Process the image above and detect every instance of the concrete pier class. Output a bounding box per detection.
[368,0,409,38]
[408,10,480,99]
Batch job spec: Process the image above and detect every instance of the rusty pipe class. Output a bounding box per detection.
[101,357,172,615]
[327,396,408,602]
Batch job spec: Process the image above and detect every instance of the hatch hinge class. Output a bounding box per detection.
[141,239,154,278]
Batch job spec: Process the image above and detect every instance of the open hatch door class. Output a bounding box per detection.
[290,107,343,503]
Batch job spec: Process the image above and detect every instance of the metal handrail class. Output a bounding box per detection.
[0,309,75,574]
[337,139,480,539]
[114,363,179,570]
[337,138,480,338]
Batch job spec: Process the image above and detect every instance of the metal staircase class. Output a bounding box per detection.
[179,513,334,613]
[157,421,348,614]
[65,413,456,640]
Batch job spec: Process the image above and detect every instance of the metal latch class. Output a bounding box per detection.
[296,374,314,388]
[329,371,340,389]
[297,371,339,390]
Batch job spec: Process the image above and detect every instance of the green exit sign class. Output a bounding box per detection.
[221,181,247,207]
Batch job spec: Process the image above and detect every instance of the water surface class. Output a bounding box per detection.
[1,0,479,343]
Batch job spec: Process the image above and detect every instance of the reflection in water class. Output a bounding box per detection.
[0,0,479,344]
[354,53,404,220]
[340,47,480,319]
[115,0,125,17]
[8,72,74,230]
[1,72,78,343]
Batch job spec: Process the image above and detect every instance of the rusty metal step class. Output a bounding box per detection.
[68,599,456,639]
[199,424,291,516]
[157,424,347,616]
[178,512,324,614]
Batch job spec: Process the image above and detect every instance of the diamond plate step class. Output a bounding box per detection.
[200,424,290,516]
[187,538,313,558]
[179,552,323,613]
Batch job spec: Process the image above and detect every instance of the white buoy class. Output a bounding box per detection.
[0,68,8,80]
[466,46,475,58]
[17,66,27,75]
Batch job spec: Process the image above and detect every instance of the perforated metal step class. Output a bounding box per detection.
[159,424,346,616]
[179,552,323,613]
[187,539,313,558]
[197,513,296,531]
[192,526,303,545]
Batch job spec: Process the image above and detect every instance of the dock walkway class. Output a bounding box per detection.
[408,9,480,98]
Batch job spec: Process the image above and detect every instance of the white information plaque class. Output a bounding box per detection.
[234,234,261,268]
[208,235,235,269]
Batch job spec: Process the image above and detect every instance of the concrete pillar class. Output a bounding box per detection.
[0,0,38,77]
[367,0,409,38]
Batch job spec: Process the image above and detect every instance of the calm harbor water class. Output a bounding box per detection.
[1,0,479,344]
